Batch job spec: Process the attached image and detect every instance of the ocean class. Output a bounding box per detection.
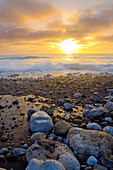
[0,54,113,77]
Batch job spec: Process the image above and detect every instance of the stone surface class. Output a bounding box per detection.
[40,106,54,116]
[0,148,8,155]
[12,148,26,156]
[54,120,72,137]
[104,102,113,111]
[93,164,107,170]
[67,127,113,168]
[87,123,102,131]
[83,107,104,118]
[29,111,53,133]
[86,156,98,166]
[31,132,46,143]
[74,93,82,98]
[58,153,80,170]
[26,139,73,162]
[64,103,73,111]
[103,126,113,136]
[26,159,65,170]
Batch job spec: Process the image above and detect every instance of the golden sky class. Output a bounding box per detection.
[0,0,113,54]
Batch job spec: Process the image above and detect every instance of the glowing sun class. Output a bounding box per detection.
[57,38,82,54]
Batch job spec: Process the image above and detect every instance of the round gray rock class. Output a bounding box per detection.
[87,123,102,131]
[29,111,53,133]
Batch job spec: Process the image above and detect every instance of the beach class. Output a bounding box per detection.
[0,72,113,169]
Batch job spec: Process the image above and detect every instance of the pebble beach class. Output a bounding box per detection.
[0,72,113,170]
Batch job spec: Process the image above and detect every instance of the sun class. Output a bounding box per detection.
[57,38,82,54]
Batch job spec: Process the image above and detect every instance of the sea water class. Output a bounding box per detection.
[0,54,113,77]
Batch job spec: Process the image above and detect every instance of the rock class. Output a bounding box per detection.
[26,158,43,170]
[1,135,8,142]
[85,167,92,170]
[83,107,104,118]
[0,168,7,170]
[67,127,113,167]
[0,148,8,155]
[93,164,107,170]
[31,132,46,143]
[90,96,101,101]
[54,121,72,137]
[87,123,102,131]
[58,99,65,105]
[58,153,80,170]
[40,106,54,116]
[26,139,73,162]
[107,89,113,93]
[12,148,26,156]
[104,102,113,111]
[29,111,53,133]
[27,109,37,118]
[74,93,82,98]
[28,97,34,102]
[12,99,19,104]
[26,159,65,170]
[23,144,29,149]
[85,105,96,110]
[104,117,112,121]
[0,155,6,163]
[64,103,73,111]
[86,156,98,166]
[103,126,113,136]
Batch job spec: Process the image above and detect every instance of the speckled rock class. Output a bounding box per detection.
[86,156,98,166]
[87,123,102,131]
[54,121,72,137]
[67,128,113,168]
[26,159,65,170]
[58,153,80,170]
[29,111,53,133]
[26,139,73,162]
[31,132,46,143]
[103,126,113,136]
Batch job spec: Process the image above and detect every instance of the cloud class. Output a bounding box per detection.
[0,0,58,25]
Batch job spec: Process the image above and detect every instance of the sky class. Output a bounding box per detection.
[0,0,113,55]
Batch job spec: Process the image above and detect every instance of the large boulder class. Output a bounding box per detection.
[67,128,113,168]
[29,111,53,133]
[54,121,72,137]
[26,159,65,170]
[26,139,73,162]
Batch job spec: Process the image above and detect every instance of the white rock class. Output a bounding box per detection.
[29,111,53,133]
[86,156,98,166]
[103,126,113,136]
[87,123,102,131]
[58,153,80,170]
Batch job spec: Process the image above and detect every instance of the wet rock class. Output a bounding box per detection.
[86,156,98,166]
[67,127,113,167]
[27,109,37,118]
[0,148,8,155]
[64,103,73,111]
[31,132,46,143]
[103,126,113,136]
[93,164,107,170]
[26,159,65,170]
[29,111,53,133]
[40,106,54,116]
[58,153,80,170]
[12,148,26,156]
[83,107,104,118]
[54,120,72,137]
[87,123,102,131]
[26,139,73,162]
